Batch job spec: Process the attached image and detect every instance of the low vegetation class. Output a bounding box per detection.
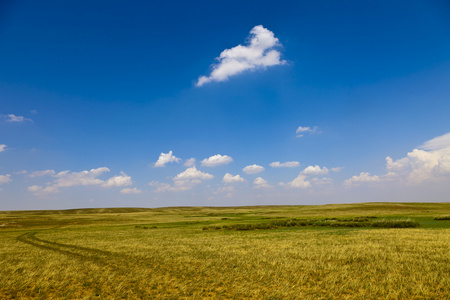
[1,202,449,299]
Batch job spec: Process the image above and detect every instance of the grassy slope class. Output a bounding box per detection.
[1,202,450,299]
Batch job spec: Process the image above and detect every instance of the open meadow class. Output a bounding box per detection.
[1,202,450,299]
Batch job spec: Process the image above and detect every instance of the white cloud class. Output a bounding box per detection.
[0,174,12,185]
[27,167,134,196]
[331,167,343,173]
[243,164,265,174]
[296,126,318,137]
[28,170,56,178]
[223,173,245,183]
[196,25,285,86]
[102,172,133,188]
[174,166,214,181]
[253,177,271,189]
[53,167,110,187]
[27,185,59,195]
[344,172,380,186]
[269,161,300,168]
[217,186,235,193]
[201,154,233,167]
[301,165,329,176]
[0,144,6,152]
[420,132,450,151]
[5,114,32,122]
[120,187,143,194]
[154,151,181,167]
[184,158,196,167]
[280,174,311,188]
[149,181,195,193]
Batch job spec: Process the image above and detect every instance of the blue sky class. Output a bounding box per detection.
[1,0,450,210]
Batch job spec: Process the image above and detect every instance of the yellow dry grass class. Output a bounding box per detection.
[1,202,450,299]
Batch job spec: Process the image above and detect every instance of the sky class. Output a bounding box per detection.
[1,0,450,210]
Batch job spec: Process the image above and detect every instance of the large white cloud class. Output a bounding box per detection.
[223,173,245,183]
[154,151,181,167]
[344,133,450,187]
[201,154,233,167]
[301,165,329,176]
[269,161,300,168]
[102,172,132,188]
[196,25,285,86]
[243,164,265,174]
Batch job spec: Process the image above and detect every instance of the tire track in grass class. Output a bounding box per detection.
[16,232,153,296]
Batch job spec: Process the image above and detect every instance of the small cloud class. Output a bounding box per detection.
[331,167,343,173]
[223,173,245,183]
[184,158,196,167]
[154,151,181,167]
[201,154,233,167]
[14,170,27,175]
[243,164,265,174]
[28,170,56,178]
[301,165,329,176]
[253,177,271,189]
[4,114,32,123]
[344,172,380,186]
[196,25,286,86]
[296,126,318,138]
[28,185,59,196]
[280,174,311,188]
[120,187,143,194]
[174,166,214,181]
[0,174,12,185]
[269,161,300,168]
[102,172,133,188]
[0,144,7,152]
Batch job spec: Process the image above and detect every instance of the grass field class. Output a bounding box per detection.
[1,202,450,299]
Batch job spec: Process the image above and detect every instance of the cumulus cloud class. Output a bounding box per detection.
[296,126,318,137]
[243,164,265,174]
[253,177,271,189]
[280,174,311,188]
[301,165,329,176]
[344,172,380,186]
[151,167,214,193]
[102,172,132,188]
[269,161,300,168]
[201,154,233,167]
[343,133,450,187]
[28,170,56,178]
[120,187,143,194]
[223,173,245,183]
[174,166,214,181]
[196,25,285,86]
[0,144,6,152]
[4,114,32,122]
[28,167,134,196]
[184,158,196,167]
[0,174,12,185]
[154,151,181,167]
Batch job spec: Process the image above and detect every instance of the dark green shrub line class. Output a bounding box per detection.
[134,225,157,229]
[202,218,420,231]
[434,216,450,220]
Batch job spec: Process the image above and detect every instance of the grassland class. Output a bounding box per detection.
[1,202,450,299]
